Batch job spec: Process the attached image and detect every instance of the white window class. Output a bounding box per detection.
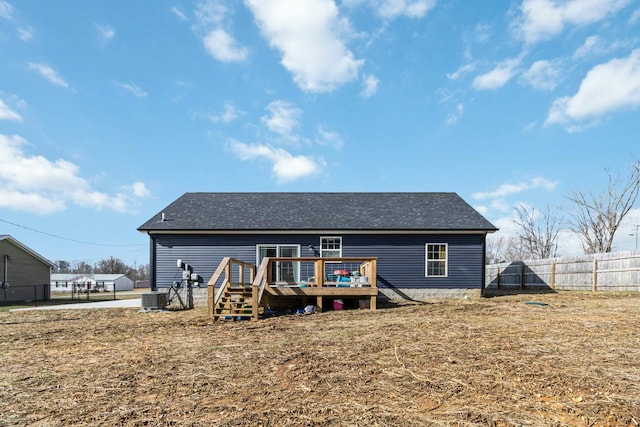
[426,244,448,277]
[320,236,342,258]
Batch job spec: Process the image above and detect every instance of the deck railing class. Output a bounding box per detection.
[209,257,378,320]
[262,257,377,288]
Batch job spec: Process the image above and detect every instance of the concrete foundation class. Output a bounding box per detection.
[378,288,481,301]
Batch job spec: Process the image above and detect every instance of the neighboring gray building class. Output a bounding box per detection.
[0,235,55,303]
[51,274,134,292]
[138,192,498,300]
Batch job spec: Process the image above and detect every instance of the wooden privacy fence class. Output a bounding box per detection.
[486,251,640,291]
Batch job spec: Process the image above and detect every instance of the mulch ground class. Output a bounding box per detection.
[1,291,639,426]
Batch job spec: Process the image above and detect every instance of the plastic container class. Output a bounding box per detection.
[333,299,344,310]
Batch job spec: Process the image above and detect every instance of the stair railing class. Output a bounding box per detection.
[207,257,257,319]
[251,257,271,319]
[207,257,231,319]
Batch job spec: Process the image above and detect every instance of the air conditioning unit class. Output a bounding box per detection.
[141,292,168,310]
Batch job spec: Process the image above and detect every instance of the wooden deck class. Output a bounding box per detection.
[207,257,378,321]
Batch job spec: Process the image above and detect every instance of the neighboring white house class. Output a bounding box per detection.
[51,274,134,292]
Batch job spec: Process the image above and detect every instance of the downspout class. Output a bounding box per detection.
[3,255,8,287]
[150,236,156,291]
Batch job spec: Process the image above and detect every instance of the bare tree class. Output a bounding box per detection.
[55,256,148,280]
[567,162,640,254]
[504,235,531,261]
[486,235,530,264]
[513,204,561,259]
[72,261,93,274]
[136,263,149,281]
[95,256,128,274]
[486,236,508,264]
[55,260,71,273]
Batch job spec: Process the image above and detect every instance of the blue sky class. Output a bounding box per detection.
[1,0,640,267]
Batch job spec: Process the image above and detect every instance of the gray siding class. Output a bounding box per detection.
[150,233,485,290]
[0,240,51,302]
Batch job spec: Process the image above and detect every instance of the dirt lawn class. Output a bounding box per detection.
[1,292,639,426]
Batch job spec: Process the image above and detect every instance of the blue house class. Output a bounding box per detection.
[138,192,497,309]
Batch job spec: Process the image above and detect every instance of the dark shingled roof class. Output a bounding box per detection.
[138,192,497,232]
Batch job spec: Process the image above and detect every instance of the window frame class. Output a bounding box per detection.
[320,236,342,259]
[256,244,301,282]
[425,243,448,278]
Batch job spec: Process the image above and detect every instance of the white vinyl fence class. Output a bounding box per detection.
[485,250,640,292]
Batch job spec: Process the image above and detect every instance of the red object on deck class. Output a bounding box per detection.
[333,270,350,276]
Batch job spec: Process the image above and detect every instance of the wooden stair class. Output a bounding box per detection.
[212,285,255,321]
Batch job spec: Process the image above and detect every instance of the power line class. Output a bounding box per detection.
[0,217,146,247]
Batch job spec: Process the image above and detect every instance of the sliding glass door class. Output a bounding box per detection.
[257,244,300,283]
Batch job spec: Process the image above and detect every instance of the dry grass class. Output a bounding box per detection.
[1,291,639,426]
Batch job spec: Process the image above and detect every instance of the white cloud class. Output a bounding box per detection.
[115,82,148,98]
[573,35,601,59]
[18,26,33,42]
[27,62,69,88]
[447,63,475,80]
[129,182,150,198]
[546,49,640,127]
[95,23,115,42]
[631,8,640,24]
[522,59,560,90]
[474,23,491,43]
[472,57,521,90]
[473,177,558,200]
[228,140,325,182]
[376,0,436,19]
[361,74,379,97]
[315,125,343,149]
[261,100,302,138]
[245,0,363,92]
[209,101,244,123]
[171,7,187,20]
[0,134,149,214]
[203,28,249,62]
[445,103,464,125]
[195,0,248,63]
[343,0,436,19]
[572,35,636,60]
[195,0,225,25]
[0,1,12,19]
[515,0,632,45]
[0,99,22,121]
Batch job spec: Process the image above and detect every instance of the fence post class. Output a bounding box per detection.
[496,266,500,288]
[592,259,598,292]
[550,262,556,290]
[520,264,525,290]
